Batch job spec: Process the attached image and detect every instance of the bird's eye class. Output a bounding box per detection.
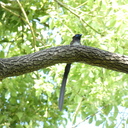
[75,34,79,37]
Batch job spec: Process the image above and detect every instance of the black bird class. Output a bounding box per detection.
[59,34,82,111]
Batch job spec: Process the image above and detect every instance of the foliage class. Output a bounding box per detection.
[0,0,128,127]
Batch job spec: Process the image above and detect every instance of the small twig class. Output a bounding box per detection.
[64,24,74,34]
[115,108,128,128]
[16,0,36,50]
[72,98,83,125]
[0,2,26,22]
[54,0,101,34]
[72,104,108,128]
[1,1,36,50]
[76,1,88,9]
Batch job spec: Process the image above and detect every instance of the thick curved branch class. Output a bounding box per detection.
[0,45,128,80]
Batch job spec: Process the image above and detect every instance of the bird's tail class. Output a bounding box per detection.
[59,63,71,111]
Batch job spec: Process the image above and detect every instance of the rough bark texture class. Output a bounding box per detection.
[0,45,128,80]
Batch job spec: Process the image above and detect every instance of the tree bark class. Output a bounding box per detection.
[0,45,128,80]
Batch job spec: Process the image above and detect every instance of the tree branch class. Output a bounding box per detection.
[0,45,128,80]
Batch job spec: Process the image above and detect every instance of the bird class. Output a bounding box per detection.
[58,34,82,111]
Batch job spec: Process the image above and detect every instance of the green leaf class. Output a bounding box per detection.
[0,51,4,58]
[40,16,49,23]
[95,120,103,126]
[89,117,93,124]
[16,112,23,120]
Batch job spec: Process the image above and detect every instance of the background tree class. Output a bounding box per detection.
[0,0,128,127]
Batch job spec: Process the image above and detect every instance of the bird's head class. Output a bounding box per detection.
[72,34,82,40]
